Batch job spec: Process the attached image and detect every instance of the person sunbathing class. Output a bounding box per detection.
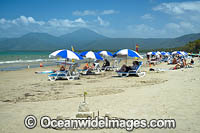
[118,64,129,72]
[102,59,110,70]
[117,61,139,72]
[172,58,177,64]
[82,63,94,74]
[190,59,194,65]
[131,61,139,70]
[60,65,65,71]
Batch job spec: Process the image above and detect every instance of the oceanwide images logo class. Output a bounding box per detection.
[24,115,176,131]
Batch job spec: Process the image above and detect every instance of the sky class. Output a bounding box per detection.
[0,0,200,38]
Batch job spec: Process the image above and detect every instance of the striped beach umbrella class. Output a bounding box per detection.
[172,51,183,55]
[113,49,143,58]
[98,51,113,57]
[49,49,83,60]
[80,51,103,60]
[147,52,158,55]
[156,51,161,55]
[161,51,166,55]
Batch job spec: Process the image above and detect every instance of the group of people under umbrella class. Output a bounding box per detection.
[48,49,144,80]
[147,50,194,69]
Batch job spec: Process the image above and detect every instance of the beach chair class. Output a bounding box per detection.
[48,63,80,81]
[93,63,101,73]
[78,63,102,75]
[116,61,145,77]
[48,71,68,81]
[102,59,121,71]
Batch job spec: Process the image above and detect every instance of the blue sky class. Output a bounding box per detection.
[0,0,200,38]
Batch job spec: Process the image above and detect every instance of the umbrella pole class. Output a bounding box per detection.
[126,55,128,65]
[65,59,66,68]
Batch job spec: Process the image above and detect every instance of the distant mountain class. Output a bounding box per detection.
[0,28,200,51]
[163,33,200,48]
[0,32,67,51]
[84,38,170,50]
[60,28,108,48]
[84,33,200,50]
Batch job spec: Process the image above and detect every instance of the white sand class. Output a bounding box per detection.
[0,58,200,133]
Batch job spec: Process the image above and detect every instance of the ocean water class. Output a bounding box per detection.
[0,51,56,71]
[0,51,147,71]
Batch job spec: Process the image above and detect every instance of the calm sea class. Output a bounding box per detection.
[0,51,56,71]
[0,51,147,71]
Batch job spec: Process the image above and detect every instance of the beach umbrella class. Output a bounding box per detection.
[49,49,83,60]
[172,51,186,55]
[161,51,170,56]
[80,51,103,60]
[184,51,188,55]
[147,52,158,55]
[98,51,113,57]
[156,51,161,55]
[180,51,188,56]
[113,49,143,64]
[113,49,143,58]
[161,51,166,55]
[168,52,172,55]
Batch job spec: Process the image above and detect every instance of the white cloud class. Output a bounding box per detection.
[97,16,110,26]
[126,22,198,38]
[0,18,6,24]
[0,16,45,26]
[47,18,86,28]
[166,23,180,30]
[72,9,118,16]
[165,21,195,34]
[126,24,166,38]
[141,14,153,20]
[72,10,96,16]
[180,21,194,29]
[0,16,112,37]
[74,18,85,24]
[153,1,200,14]
[101,10,118,15]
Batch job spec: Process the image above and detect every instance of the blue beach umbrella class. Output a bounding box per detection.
[172,51,183,55]
[49,49,83,60]
[183,51,188,55]
[147,52,158,56]
[98,51,113,57]
[113,49,143,58]
[80,51,103,60]
[161,51,166,55]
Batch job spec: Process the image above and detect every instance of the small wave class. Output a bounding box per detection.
[0,59,57,64]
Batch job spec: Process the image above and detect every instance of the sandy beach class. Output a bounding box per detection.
[0,58,200,133]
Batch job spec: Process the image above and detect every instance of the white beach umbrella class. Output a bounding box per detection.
[114,49,143,58]
[49,49,83,60]
[80,51,103,60]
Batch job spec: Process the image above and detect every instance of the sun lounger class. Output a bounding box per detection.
[78,63,102,75]
[48,71,68,81]
[102,59,121,71]
[116,61,145,77]
[48,70,80,81]
[48,63,80,81]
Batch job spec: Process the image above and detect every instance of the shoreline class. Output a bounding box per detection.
[0,58,200,132]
